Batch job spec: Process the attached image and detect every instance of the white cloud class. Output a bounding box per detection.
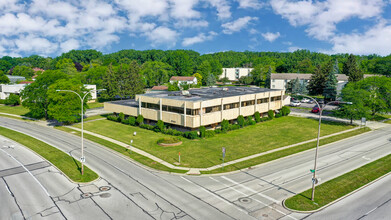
[222,16,257,34]
[249,28,258,34]
[325,21,391,56]
[170,0,200,19]
[261,32,280,42]
[14,34,58,56]
[236,0,264,9]
[145,26,179,47]
[182,31,217,46]
[204,0,231,19]
[175,19,208,28]
[60,39,80,53]
[288,46,303,52]
[271,0,385,40]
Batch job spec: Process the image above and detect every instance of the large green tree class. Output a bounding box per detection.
[47,79,88,124]
[342,54,363,82]
[323,59,338,101]
[21,70,68,119]
[0,70,10,84]
[101,64,118,100]
[12,66,34,78]
[197,60,212,85]
[140,61,173,87]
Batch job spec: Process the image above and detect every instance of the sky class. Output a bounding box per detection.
[0,0,391,58]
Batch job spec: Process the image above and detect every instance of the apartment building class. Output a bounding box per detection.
[220,68,254,81]
[104,87,286,129]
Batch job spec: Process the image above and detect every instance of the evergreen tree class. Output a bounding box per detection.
[205,73,216,86]
[126,61,144,99]
[342,54,363,82]
[291,78,300,94]
[102,64,118,100]
[323,60,338,101]
[265,66,272,89]
[307,65,326,95]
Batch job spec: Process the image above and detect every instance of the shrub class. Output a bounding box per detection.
[4,94,20,106]
[136,115,144,125]
[268,110,274,119]
[246,116,255,126]
[154,120,165,132]
[128,116,136,126]
[214,129,222,134]
[184,131,198,139]
[205,130,215,138]
[237,115,245,128]
[275,112,282,118]
[281,106,291,116]
[221,119,229,132]
[172,129,183,136]
[199,126,206,138]
[118,112,125,122]
[107,114,118,121]
[254,111,261,123]
[229,124,240,130]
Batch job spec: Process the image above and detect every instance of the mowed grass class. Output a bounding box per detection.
[0,105,30,116]
[87,102,104,109]
[0,126,99,182]
[75,116,355,168]
[285,153,391,211]
[201,128,370,174]
[56,126,188,173]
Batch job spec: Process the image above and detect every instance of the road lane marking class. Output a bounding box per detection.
[212,177,298,220]
[221,176,280,203]
[180,176,248,215]
[0,149,50,197]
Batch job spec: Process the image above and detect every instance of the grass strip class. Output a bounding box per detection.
[285,152,391,211]
[201,128,370,174]
[0,126,99,182]
[56,126,188,174]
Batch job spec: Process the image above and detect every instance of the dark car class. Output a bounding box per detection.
[312,105,320,113]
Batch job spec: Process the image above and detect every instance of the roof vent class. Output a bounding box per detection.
[223,88,229,91]
[181,90,191,96]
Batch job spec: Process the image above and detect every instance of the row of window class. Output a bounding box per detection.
[140,96,281,115]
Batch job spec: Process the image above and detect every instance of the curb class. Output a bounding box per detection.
[282,171,391,213]
[0,132,100,185]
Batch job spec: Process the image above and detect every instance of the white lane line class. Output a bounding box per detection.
[0,149,50,197]
[180,176,248,214]
[214,177,298,220]
[365,207,377,215]
[221,176,280,203]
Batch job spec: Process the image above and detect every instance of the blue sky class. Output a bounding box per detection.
[0,0,391,57]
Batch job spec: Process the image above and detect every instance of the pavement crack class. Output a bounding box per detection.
[2,177,26,220]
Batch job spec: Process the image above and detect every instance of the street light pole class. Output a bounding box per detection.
[56,88,104,175]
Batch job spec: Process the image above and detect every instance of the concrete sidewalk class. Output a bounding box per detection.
[66,123,365,175]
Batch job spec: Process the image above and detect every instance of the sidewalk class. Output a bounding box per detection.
[66,123,364,175]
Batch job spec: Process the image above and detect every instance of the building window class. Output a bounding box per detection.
[203,105,221,114]
[241,100,255,107]
[224,102,239,110]
[257,98,269,104]
[186,108,200,115]
[235,69,239,79]
[141,102,160,110]
[271,96,281,102]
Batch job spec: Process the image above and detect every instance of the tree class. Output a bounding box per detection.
[166,50,194,76]
[209,59,223,77]
[205,73,216,86]
[4,94,20,106]
[192,73,202,87]
[342,54,363,82]
[12,66,34,78]
[265,66,272,89]
[323,59,338,101]
[56,58,77,75]
[0,70,10,84]
[167,82,180,91]
[21,70,68,119]
[101,64,118,100]
[47,79,88,124]
[125,61,144,99]
[197,60,212,85]
[140,61,173,87]
[307,64,328,95]
[0,60,12,72]
[238,76,253,85]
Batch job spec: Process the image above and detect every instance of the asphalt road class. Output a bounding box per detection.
[1,117,391,219]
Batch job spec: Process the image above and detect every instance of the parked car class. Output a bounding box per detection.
[312,105,320,113]
[308,99,315,104]
[290,100,301,107]
[317,99,325,104]
[301,98,310,103]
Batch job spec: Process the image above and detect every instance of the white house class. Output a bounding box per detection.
[169,76,197,85]
[84,84,97,100]
[0,84,27,99]
[220,68,254,81]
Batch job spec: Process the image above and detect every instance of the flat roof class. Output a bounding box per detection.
[139,87,282,102]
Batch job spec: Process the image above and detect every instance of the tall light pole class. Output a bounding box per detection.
[56,88,105,175]
[297,94,351,201]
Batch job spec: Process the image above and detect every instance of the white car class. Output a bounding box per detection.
[301,98,310,103]
[290,100,301,107]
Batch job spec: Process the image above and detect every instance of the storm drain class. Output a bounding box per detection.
[238,197,252,204]
[99,186,111,192]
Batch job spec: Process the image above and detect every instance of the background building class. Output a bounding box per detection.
[0,84,27,99]
[169,76,197,85]
[220,68,254,81]
[104,87,287,129]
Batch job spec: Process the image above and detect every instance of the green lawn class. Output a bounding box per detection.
[0,126,99,182]
[87,102,104,109]
[201,128,369,174]
[74,116,355,168]
[0,105,30,116]
[285,153,391,211]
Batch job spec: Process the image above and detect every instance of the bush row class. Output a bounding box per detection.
[107,106,291,140]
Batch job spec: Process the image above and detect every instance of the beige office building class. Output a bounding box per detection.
[220,68,254,81]
[104,87,286,129]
